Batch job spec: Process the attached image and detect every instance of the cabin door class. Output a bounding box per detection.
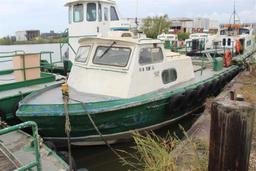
[98,3,110,37]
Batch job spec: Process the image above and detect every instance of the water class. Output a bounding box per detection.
[0,44,68,70]
[71,114,200,171]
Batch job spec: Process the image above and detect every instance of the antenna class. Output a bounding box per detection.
[135,0,139,28]
[229,0,240,25]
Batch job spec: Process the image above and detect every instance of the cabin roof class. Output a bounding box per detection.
[79,36,162,46]
[65,0,116,6]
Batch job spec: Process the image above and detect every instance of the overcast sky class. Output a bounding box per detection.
[0,0,256,37]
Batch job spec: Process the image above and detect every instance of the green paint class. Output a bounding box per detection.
[0,121,42,171]
[0,72,55,92]
[17,66,240,139]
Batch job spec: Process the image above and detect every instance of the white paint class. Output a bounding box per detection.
[68,35,195,99]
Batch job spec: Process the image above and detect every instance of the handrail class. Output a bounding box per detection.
[0,121,42,171]
[0,51,55,76]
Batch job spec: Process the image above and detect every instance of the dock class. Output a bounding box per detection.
[173,64,256,170]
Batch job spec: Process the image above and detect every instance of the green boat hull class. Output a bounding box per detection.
[0,72,58,124]
[16,66,241,145]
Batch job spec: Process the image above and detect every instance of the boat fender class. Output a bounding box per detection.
[184,89,199,108]
[197,83,210,103]
[213,78,223,96]
[168,94,186,114]
[208,80,217,96]
[57,151,77,171]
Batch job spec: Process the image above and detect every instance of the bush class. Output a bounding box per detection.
[178,32,190,41]
[142,15,171,39]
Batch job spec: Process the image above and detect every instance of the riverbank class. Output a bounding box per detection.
[173,65,256,171]
[0,37,66,45]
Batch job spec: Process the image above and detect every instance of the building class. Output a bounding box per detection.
[41,30,64,39]
[169,17,219,34]
[16,30,40,41]
[169,17,194,33]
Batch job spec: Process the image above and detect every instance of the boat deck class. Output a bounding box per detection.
[0,144,20,171]
[0,73,15,85]
[0,128,68,171]
[25,65,233,105]
[0,75,64,100]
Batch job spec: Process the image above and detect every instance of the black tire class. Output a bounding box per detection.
[57,151,77,171]
[197,83,210,103]
[184,89,199,108]
[44,141,57,152]
[168,93,186,114]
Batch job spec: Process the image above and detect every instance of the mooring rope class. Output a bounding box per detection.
[68,97,124,160]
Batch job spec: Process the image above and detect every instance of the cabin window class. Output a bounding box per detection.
[110,6,119,21]
[87,3,97,21]
[227,38,231,46]
[69,6,72,24]
[98,3,102,22]
[162,69,177,84]
[247,40,252,47]
[104,7,109,21]
[222,39,226,46]
[75,46,91,63]
[139,47,164,65]
[73,4,84,22]
[93,46,131,67]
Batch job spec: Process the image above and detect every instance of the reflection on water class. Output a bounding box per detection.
[72,113,200,171]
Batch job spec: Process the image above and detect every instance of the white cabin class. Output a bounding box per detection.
[68,32,195,99]
[185,33,217,50]
[65,0,131,62]
[217,26,254,52]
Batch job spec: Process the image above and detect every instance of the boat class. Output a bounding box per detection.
[0,121,69,171]
[157,33,180,51]
[16,31,244,146]
[184,33,219,55]
[41,0,133,75]
[0,51,64,124]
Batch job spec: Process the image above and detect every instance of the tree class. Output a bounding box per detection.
[177,32,190,41]
[142,15,171,39]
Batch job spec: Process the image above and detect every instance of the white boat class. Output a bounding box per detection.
[16,31,241,145]
[65,0,132,63]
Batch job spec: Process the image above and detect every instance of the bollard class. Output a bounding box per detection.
[208,99,255,171]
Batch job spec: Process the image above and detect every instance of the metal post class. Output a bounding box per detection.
[22,55,26,81]
[32,124,42,171]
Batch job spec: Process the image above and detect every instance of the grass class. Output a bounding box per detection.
[119,129,208,171]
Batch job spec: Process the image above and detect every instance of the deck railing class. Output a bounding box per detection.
[0,51,54,78]
[0,121,42,171]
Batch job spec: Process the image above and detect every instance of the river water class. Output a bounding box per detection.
[0,44,200,171]
[0,44,68,71]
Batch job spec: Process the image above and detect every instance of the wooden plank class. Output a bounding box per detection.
[208,99,255,171]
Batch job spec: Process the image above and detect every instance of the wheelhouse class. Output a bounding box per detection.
[68,34,195,99]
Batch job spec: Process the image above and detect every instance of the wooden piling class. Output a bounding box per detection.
[208,99,255,171]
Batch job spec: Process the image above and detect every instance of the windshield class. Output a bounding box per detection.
[75,46,91,63]
[93,46,131,67]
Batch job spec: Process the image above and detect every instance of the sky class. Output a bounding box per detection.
[0,0,256,37]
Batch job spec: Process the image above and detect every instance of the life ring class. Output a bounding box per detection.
[224,49,232,67]
[235,40,241,54]
[168,93,186,114]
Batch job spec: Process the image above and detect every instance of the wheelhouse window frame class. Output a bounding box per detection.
[162,69,177,84]
[110,6,119,21]
[87,3,97,22]
[98,3,102,22]
[69,6,72,24]
[75,46,91,63]
[104,7,109,21]
[139,47,164,66]
[73,4,84,23]
[92,46,132,67]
